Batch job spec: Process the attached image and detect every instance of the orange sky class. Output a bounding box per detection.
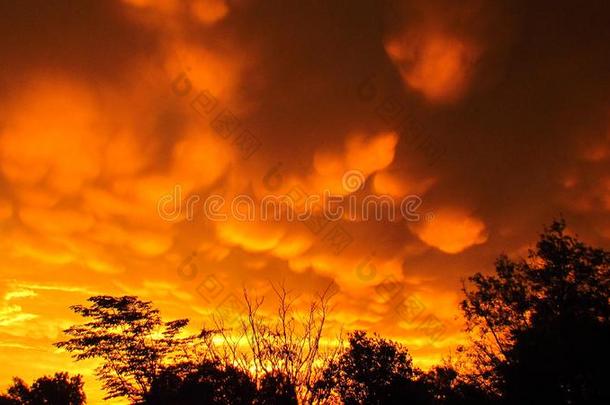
[1,0,610,403]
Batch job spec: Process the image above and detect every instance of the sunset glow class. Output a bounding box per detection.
[1,1,610,404]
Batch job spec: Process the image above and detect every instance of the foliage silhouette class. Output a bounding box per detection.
[0,373,85,405]
[461,219,610,404]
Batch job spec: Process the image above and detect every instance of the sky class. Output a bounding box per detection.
[1,0,610,403]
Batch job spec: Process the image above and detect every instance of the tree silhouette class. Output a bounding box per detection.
[0,373,85,405]
[314,331,430,404]
[54,296,205,402]
[461,219,610,404]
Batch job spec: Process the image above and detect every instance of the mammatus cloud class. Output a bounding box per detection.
[409,209,487,254]
[382,0,495,104]
[385,31,480,103]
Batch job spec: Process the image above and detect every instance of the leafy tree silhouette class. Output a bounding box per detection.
[314,331,430,404]
[54,296,204,402]
[461,219,610,404]
[0,372,85,405]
